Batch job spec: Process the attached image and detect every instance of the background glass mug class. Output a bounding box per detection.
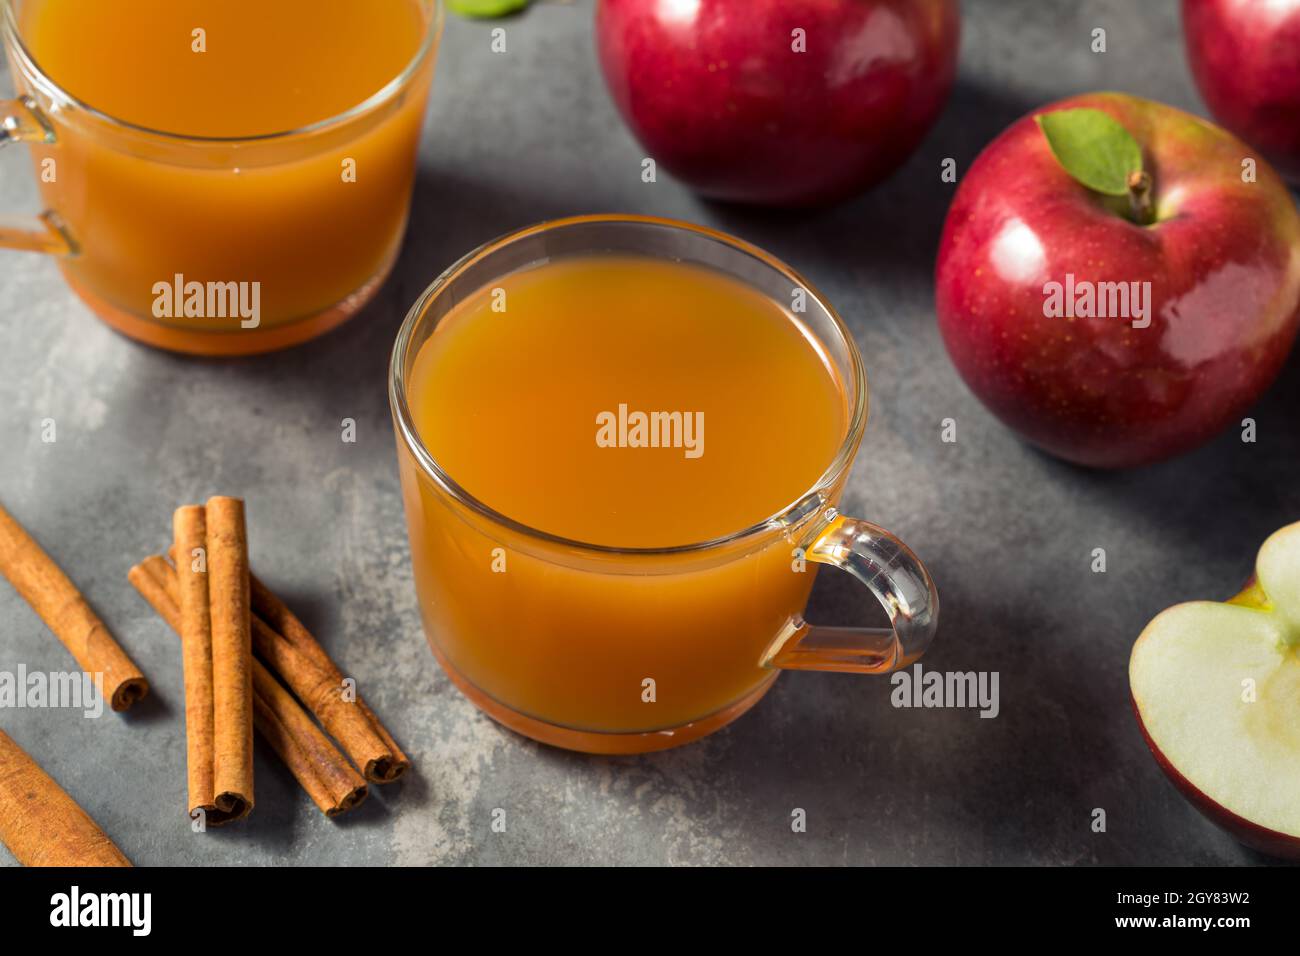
[390,215,940,754]
[0,0,442,355]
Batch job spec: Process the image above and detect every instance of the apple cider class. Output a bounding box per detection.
[11,0,435,352]
[399,255,850,736]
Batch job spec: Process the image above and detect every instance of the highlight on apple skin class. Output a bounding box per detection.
[934,91,1300,469]
[594,0,960,207]
[1182,0,1300,184]
[1129,522,1300,860]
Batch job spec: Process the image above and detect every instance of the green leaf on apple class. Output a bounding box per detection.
[446,0,529,18]
[1035,108,1143,196]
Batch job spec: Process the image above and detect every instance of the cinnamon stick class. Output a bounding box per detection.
[176,498,254,824]
[249,574,410,783]
[251,663,368,818]
[173,506,223,823]
[0,729,131,866]
[0,501,147,711]
[129,556,367,818]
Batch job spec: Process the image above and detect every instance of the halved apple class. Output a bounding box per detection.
[1130,521,1300,859]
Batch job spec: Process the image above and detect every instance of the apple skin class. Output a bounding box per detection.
[935,92,1300,468]
[1183,0,1300,184]
[594,0,960,206]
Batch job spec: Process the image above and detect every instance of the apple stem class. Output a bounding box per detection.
[1127,170,1155,225]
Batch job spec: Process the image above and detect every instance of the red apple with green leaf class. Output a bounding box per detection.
[1131,521,1300,859]
[594,0,960,206]
[935,92,1300,468]
[1183,0,1300,184]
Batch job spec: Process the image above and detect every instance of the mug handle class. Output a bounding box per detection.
[0,96,75,255]
[763,508,939,673]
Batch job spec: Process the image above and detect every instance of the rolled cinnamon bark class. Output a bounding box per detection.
[173,506,225,823]
[250,574,410,783]
[0,501,147,711]
[170,500,253,825]
[251,663,369,818]
[0,729,131,866]
[129,556,367,818]
[203,497,255,823]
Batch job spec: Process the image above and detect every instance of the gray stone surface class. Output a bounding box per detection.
[1,0,1297,866]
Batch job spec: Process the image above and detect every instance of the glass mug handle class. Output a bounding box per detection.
[0,96,74,255]
[764,508,939,673]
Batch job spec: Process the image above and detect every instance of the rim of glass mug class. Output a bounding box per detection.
[388,213,871,557]
[0,0,444,146]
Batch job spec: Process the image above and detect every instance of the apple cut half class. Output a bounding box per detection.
[1130,521,1300,859]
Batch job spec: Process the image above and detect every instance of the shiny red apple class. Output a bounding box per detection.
[1183,0,1300,184]
[594,0,960,206]
[935,92,1300,468]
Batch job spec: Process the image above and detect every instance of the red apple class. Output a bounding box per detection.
[1130,522,1300,860]
[594,0,960,206]
[934,92,1300,468]
[1183,0,1300,184]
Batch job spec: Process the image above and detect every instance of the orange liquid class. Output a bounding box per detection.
[400,256,850,738]
[14,0,435,352]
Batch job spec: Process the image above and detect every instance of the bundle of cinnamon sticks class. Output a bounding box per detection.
[128,495,409,824]
[0,493,407,865]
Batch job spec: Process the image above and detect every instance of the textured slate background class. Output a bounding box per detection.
[1,0,1297,865]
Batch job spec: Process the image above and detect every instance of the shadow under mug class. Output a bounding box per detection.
[0,0,443,355]
[390,215,940,754]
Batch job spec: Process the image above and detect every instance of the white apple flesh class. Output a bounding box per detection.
[1130,522,1300,859]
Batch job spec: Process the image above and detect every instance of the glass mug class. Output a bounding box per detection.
[0,0,442,355]
[390,215,940,754]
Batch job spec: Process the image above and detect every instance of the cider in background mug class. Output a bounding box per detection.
[390,215,940,754]
[0,0,442,355]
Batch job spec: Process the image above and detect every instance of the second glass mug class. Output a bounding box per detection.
[390,215,940,754]
[0,0,443,355]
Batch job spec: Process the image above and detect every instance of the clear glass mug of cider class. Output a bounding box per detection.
[0,0,442,355]
[390,215,940,754]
